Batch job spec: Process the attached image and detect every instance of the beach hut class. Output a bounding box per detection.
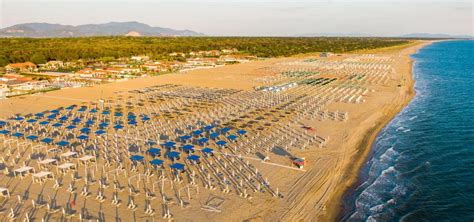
[291,157,305,169]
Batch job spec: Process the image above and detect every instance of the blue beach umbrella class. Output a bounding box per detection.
[147,148,161,157]
[41,137,53,143]
[166,151,180,161]
[27,119,37,123]
[237,130,247,135]
[149,159,164,166]
[201,148,214,156]
[95,129,106,135]
[187,155,200,163]
[210,132,219,140]
[216,140,227,146]
[77,134,89,140]
[56,140,69,147]
[12,132,24,138]
[170,163,185,172]
[26,135,38,140]
[182,144,195,153]
[130,155,144,162]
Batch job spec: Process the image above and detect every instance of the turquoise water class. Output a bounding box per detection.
[341,40,474,221]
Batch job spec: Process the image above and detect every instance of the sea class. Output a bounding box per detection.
[340,40,474,222]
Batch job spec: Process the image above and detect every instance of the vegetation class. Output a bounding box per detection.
[0,37,408,65]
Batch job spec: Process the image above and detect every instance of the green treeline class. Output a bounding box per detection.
[0,37,409,66]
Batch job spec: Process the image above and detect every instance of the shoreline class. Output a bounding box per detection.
[322,40,435,221]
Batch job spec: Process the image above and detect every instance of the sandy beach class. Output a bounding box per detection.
[0,40,432,221]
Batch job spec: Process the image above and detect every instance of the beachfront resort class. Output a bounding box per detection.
[0,49,253,99]
[0,48,411,221]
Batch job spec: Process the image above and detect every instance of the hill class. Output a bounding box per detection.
[0,21,204,37]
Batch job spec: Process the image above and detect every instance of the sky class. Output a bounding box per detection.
[0,0,472,36]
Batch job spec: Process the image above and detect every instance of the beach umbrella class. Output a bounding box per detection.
[59,116,69,121]
[27,119,37,123]
[12,132,24,138]
[95,129,106,135]
[237,129,247,135]
[41,138,53,144]
[149,159,164,166]
[216,140,227,146]
[34,113,44,117]
[227,134,238,141]
[0,121,6,127]
[56,140,69,147]
[90,109,97,113]
[166,151,180,161]
[162,141,176,149]
[180,135,192,141]
[170,163,185,172]
[72,117,81,124]
[101,110,110,115]
[182,144,194,153]
[52,123,63,128]
[220,127,231,134]
[130,155,144,162]
[113,124,124,130]
[146,140,157,146]
[39,121,50,126]
[147,148,161,157]
[26,135,38,140]
[99,122,109,128]
[66,125,76,130]
[47,114,57,119]
[0,130,10,135]
[210,132,219,140]
[192,130,203,136]
[197,137,209,144]
[14,116,24,121]
[77,134,89,140]
[80,127,91,134]
[204,125,214,131]
[187,155,200,163]
[201,148,214,156]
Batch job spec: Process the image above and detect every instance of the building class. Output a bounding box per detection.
[131,56,150,62]
[0,84,9,99]
[5,62,37,73]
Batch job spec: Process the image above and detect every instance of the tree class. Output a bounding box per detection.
[0,55,8,67]
[30,53,47,64]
